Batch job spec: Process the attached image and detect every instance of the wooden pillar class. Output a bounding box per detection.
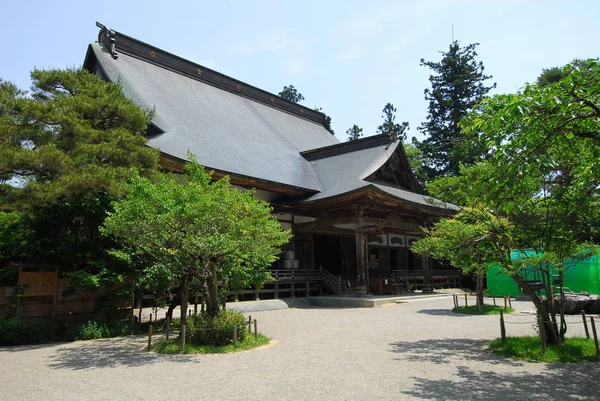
[422,255,433,293]
[291,214,296,255]
[355,208,368,294]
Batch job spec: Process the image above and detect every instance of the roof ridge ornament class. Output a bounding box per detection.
[96,22,118,59]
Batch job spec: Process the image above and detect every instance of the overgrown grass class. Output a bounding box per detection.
[452,305,515,315]
[151,333,270,354]
[489,336,600,363]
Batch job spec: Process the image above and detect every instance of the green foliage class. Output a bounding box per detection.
[452,305,514,315]
[0,212,31,264]
[489,336,600,363]
[412,205,513,276]
[415,41,495,178]
[314,106,335,135]
[346,124,363,141]
[0,68,159,287]
[101,156,291,321]
[425,58,600,344]
[0,69,158,206]
[152,333,269,354]
[0,317,49,345]
[537,66,567,87]
[187,309,247,346]
[376,103,409,142]
[403,143,431,192]
[278,85,304,103]
[67,320,140,341]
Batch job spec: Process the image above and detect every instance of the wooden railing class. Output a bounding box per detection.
[266,269,323,282]
[391,269,461,290]
[320,269,342,294]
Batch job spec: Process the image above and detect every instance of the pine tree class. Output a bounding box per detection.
[346,125,363,141]
[415,41,495,178]
[376,103,409,141]
[278,85,304,103]
[0,68,159,272]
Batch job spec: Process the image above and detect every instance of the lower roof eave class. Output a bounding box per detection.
[274,184,459,216]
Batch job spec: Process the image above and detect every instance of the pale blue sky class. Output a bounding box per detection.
[1,0,598,142]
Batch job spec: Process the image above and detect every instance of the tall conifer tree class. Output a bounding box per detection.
[415,42,495,178]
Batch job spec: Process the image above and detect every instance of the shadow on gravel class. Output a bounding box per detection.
[0,343,62,353]
[416,309,475,317]
[47,338,201,370]
[390,338,523,366]
[401,363,600,401]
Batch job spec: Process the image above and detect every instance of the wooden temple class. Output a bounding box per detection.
[84,23,460,298]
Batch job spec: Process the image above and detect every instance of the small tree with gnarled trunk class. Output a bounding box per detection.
[101,157,290,346]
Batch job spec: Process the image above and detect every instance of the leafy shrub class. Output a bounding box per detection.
[0,317,49,346]
[68,320,140,341]
[187,309,247,346]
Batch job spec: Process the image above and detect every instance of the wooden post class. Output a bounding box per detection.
[590,317,600,357]
[452,294,457,309]
[149,312,153,324]
[539,315,546,354]
[499,310,506,345]
[579,310,590,340]
[493,294,496,306]
[130,281,136,324]
[464,294,468,307]
[508,295,512,309]
[248,315,252,333]
[504,296,508,311]
[138,293,143,324]
[355,209,367,292]
[147,324,153,351]
[233,325,238,345]
[51,268,58,340]
[254,319,258,340]
[181,325,186,351]
[166,316,171,340]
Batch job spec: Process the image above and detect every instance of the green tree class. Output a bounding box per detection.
[278,85,304,103]
[415,41,495,178]
[314,106,335,135]
[0,69,158,282]
[426,59,600,344]
[101,158,291,346]
[403,143,431,192]
[346,125,363,141]
[412,205,513,309]
[376,103,409,141]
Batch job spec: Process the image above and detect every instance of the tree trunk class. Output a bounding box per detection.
[511,273,560,344]
[206,264,220,317]
[166,293,180,320]
[476,273,484,311]
[180,280,189,348]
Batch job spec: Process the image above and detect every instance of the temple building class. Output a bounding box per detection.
[83,23,460,297]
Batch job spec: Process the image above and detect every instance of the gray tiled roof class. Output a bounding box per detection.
[87,39,456,212]
[305,140,459,210]
[90,43,337,192]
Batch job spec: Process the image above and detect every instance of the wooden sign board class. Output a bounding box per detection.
[18,270,58,296]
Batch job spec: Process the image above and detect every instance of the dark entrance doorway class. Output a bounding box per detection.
[314,235,343,275]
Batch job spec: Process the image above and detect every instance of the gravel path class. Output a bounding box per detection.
[0,297,598,401]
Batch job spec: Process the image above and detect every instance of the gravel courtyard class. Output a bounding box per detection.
[1,296,598,401]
